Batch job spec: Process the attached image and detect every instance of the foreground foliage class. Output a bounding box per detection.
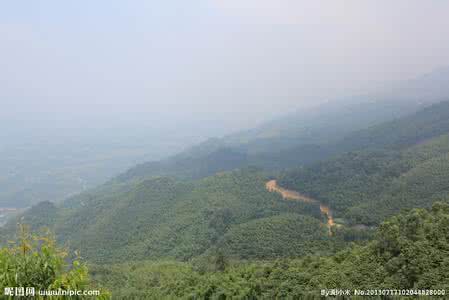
[0,226,109,299]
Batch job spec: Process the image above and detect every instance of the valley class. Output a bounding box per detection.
[0,208,20,227]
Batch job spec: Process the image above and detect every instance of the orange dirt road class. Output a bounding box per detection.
[266,180,335,235]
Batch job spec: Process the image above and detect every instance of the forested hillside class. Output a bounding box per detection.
[117,146,248,181]
[279,101,449,225]
[3,99,449,299]
[91,203,449,299]
[5,169,346,264]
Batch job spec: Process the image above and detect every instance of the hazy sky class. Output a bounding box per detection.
[2,0,449,133]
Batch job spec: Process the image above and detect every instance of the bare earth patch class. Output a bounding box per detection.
[266,180,335,235]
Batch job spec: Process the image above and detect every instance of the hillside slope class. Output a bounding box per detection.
[9,169,341,264]
[279,101,449,225]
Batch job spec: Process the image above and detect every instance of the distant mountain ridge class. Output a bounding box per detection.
[115,67,449,182]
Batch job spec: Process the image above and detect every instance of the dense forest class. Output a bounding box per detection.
[90,203,449,298]
[3,203,446,298]
[2,101,449,298]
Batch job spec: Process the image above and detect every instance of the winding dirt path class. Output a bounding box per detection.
[266,180,335,235]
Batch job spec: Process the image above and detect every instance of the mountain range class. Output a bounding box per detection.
[3,67,449,298]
